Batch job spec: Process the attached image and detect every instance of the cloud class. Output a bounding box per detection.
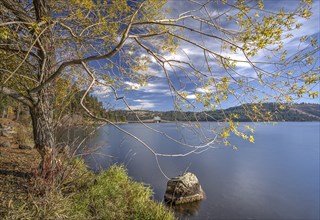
[186,94,196,99]
[92,83,111,98]
[129,99,157,110]
[124,81,142,90]
[165,0,318,69]
[124,81,172,96]
[195,87,214,94]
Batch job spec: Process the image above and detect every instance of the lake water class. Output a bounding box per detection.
[81,122,319,220]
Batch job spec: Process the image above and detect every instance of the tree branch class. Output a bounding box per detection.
[1,0,34,23]
[3,26,49,84]
[29,0,146,94]
[132,21,242,50]
[0,45,41,60]
[0,86,32,107]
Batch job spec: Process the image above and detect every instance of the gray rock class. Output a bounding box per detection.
[18,144,32,150]
[0,141,10,148]
[164,172,205,205]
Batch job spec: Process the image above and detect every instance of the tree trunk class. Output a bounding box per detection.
[30,0,57,170]
[29,87,55,168]
[1,108,6,118]
[14,104,21,121]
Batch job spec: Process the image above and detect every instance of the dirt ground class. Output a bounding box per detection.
[0,118,40,217]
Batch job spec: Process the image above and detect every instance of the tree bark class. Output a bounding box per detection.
[2,108,7,118]
[14,104,21,121]
[29,87,55,164]
[29,0,57,168]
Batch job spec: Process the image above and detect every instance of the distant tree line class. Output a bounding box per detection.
[119,103,320,122]
[2,95,318,124]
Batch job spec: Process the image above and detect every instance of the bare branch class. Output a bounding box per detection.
[0,86,32,106]
[0,21,33,27]
[132,21,243,50]
[128,31,169,39]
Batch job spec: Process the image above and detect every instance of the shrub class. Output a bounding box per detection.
[72,165,175,220]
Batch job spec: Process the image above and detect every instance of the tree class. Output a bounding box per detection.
[0,0,318,169]
[0,93,9,118]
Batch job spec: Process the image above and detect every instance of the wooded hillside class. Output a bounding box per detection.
[119,103,320,122]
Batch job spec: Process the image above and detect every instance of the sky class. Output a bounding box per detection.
[92,0,320,112]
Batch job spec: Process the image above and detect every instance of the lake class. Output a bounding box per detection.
[80,122,319,220]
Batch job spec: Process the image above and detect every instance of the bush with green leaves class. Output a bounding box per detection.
[72,165,174,220]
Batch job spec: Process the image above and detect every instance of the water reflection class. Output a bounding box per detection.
[167,200,202,218]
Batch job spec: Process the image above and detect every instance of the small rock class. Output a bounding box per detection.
[18,144,32,150]
[0,141,10,148]
[164,172,205,205]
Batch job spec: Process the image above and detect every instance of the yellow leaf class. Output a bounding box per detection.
[249,135,255,143]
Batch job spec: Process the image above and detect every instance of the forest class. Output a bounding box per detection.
[112,103,320,122]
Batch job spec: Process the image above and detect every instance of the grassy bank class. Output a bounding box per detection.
[4,161,174,219]
[0,119,174,220]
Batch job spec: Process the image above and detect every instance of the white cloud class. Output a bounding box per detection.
[124,81,142,90]
[124,81,172,95]
[196,87,216,94]
[165,0,318,71]
[186,94,196,99]
[129,99,156,110]
[92,83,111,98]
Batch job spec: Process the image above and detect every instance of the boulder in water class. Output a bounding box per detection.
[164,172,204,205]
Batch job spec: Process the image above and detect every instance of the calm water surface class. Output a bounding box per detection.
[82,122,319,220]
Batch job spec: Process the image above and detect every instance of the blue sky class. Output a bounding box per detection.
[92,0,320,111]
